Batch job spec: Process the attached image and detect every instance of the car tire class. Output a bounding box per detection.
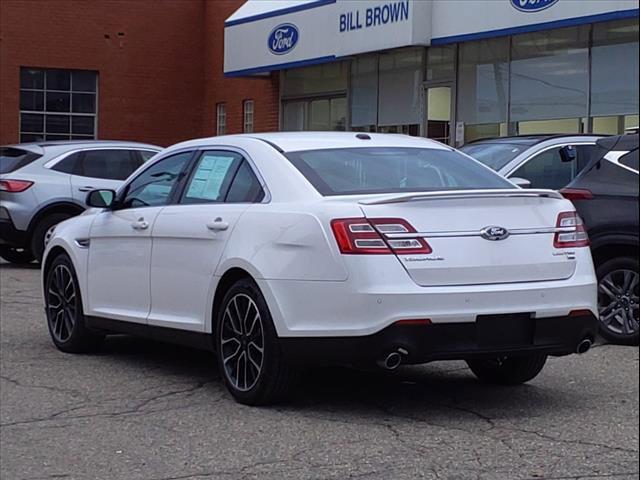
[596,256,639,346]
[31,213,74,263]
[44,253,104,353]
[466,354,547,385]
[215,278,297,405]
[0,246,34,264]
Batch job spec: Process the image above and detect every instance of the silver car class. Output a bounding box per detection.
[0,140,160,263]
[460,134,605,190]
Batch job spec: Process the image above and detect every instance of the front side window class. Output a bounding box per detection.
[19,67,97,142]
[285,147,512,196]
[120,152,192,209]
[79,150,141,180]
[216,104,226,136]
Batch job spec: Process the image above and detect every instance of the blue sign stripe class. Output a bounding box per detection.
[431,8,640,45]
[224,55,337,77]
[225,0,336,27]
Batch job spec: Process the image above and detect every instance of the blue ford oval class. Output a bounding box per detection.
[510,0,559,12]
[268,23,299,55]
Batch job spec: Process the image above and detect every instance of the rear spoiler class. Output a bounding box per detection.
[359,189,563,206]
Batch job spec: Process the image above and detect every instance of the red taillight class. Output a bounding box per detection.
[0,179,33,192]
[330,217,432,255]
[554,211,589,248]
[560,188,593,201]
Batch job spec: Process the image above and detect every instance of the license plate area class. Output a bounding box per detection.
[476,313,534,347]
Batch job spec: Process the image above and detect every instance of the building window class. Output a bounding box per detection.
[19,67,97,142]
[243,100,254,133]
[216,103,226,136]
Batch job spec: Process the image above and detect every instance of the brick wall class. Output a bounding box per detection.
[0,0,280,147]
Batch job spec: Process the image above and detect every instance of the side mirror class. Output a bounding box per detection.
[510,177,532,189]
[559,145,577,163]
[86,189,116,208]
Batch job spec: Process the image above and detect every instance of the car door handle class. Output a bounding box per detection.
[131,218,149,230]
[206,218,229,232]
[78,186,95,192]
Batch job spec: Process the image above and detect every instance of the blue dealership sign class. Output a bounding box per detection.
[268,23,299,55]
[510,0,559,12]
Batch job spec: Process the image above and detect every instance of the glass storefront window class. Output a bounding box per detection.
[378,48,423,127]
[457,38,509,137]
[282,62,348,98]
[283,98,345,131]
[591,19,639,118]
[426,45,455,82]
[510,26,589,123]
[350,55,378,128]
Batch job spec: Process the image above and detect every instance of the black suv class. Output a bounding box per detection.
[563,134,639,344]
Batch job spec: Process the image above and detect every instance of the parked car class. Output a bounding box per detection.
[0,140,161,263]
[460,134,605,190]
[562,134,639,345]
[462,134,639,344]
[42,132,598,405]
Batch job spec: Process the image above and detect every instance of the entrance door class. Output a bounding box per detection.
[425,85,453,145]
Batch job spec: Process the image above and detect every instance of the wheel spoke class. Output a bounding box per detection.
[599,279,618,300]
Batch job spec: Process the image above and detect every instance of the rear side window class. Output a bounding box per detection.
[619,149,639,172]
[285,147,512,196]
[51,152,81,174]
[140,150,158,162]
[182,151,242,204]
[226,161,265,203]
[0,147,42,173]
[78,149,141,180]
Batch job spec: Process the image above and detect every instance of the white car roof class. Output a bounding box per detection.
[166,132,452,154]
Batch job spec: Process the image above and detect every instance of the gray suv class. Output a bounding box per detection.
[0,140,161,263]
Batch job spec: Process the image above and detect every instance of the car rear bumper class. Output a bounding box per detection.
[0,217,28,248]
[279,313,599,366]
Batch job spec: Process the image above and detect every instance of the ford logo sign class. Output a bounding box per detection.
[510,0,559,12]
[268,23,299,55]
[480,226,510,241]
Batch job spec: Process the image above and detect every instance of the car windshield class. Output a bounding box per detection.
[285,147,513,196]
[460,142,530,171]
[0,147,42,174]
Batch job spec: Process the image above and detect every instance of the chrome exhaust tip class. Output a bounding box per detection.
[576,338,593,354]
[378,351,403,370]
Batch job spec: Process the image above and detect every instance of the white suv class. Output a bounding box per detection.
[42,133,598,405]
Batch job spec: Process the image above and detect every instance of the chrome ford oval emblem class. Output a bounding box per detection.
[510,0,559,13]
[481,226,510,241]
[268,23,299,55]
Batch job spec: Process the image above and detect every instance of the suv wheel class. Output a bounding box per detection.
[0,246,34,264]
[467,354,547,385]
[597,257,639,345]
[215,278,297,405]
[44,253,103,353]
[31,213,73,262]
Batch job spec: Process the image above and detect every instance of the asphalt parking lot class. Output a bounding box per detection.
[0,261,638,480]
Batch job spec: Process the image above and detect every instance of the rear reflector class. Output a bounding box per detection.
[560,188,593,201]
[331,217,431,255]
[554,211,589,248]
[394,318,432,326]
[569,309,593,317]
[0,179,33,192]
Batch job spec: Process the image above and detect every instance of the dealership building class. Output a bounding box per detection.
[1,0,638,147]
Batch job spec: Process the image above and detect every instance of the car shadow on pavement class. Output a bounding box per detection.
[0,261,40,270]
[96,335,580,423]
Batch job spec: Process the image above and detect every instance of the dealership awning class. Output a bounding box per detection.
[223,0,432,76]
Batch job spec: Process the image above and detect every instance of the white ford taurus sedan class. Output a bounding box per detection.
[42,132,599,405]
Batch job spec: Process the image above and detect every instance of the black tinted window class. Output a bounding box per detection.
[52,152,81,174]
[80,150,139,180]
[121,152,192,208]
[0,148,42,173]
[140,150,158,162]
[460,143,529,171]
[619,149,639,171]
[226,161,265,203]
[512,147,574,190]
[286,147,511,196]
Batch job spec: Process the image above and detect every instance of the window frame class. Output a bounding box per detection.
[19,67,98,142]
[216,103,227,136]
[243,100,254,133]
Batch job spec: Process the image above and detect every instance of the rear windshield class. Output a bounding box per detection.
[460,142,529,171]
[285,147,512,196]
[0,147,42,174]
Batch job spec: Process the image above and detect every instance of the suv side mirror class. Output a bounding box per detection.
[559,145,577,163]
[86,189,116,208]
[510,177,532,189]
